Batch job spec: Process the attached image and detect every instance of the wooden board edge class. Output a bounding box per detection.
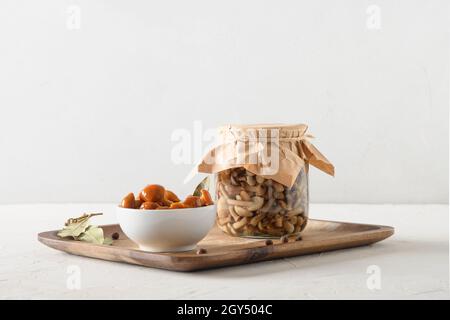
[37,221,395,272]
[165,226,395,271]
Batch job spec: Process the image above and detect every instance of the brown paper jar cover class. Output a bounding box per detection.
[198,123,334,187]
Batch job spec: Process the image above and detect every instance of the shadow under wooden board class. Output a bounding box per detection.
[38,219,394,272]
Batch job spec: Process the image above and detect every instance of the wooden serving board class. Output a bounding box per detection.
[38,219,394,272]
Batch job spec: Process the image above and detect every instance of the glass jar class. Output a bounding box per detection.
[198,123,333,238]
[216,167,309,238]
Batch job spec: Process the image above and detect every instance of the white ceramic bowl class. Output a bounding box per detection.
[116,205,216,252]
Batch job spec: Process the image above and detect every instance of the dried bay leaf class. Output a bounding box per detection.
[193,176,210,197]
[57,212,113,245]
[57,219,90,238]
[78,225,105,245]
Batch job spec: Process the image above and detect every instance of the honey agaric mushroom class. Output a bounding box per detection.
[227,199,253,207]
[215,166,308,237]
[226,196,264,212]
[234,206,253,217]
[225,185,242,197]
[244,184,266,196]
[121,193,135,208]
[228,206,240,221]
[272,181,285,193]
[164,190,180,202]
[247,196,265,211]
[246,175,256,186]
[255,175,265,184]
[239,190,251,201]
[232,218,248,230]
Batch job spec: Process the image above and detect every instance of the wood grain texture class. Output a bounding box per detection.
[38,219,394,272]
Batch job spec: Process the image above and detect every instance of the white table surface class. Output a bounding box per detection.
[0,203,448,300]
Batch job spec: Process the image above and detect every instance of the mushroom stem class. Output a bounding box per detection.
[227,199,253,207]
[234,206,253,217]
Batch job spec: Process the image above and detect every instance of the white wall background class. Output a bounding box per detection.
[0,0,448,204]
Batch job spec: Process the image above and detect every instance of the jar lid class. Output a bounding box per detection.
[198,123,334,187]
[218,123,309,142]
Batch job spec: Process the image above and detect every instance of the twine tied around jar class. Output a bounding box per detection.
[198,124,334,188]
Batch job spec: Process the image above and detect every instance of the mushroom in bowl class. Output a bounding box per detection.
[117,185,215,252]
